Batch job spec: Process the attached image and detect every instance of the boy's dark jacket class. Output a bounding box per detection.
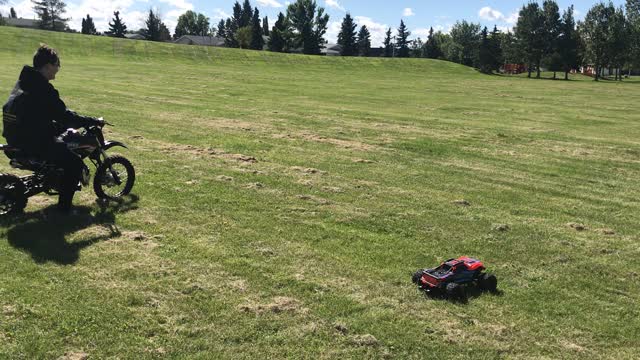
[2,66,95,154]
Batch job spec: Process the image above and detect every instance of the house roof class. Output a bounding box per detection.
[174,35,225,46]
[125,33,146,40]
[4,18,38,28]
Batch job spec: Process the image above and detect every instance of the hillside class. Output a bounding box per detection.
[1,27,639,358]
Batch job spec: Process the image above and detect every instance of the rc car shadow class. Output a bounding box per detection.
[2,195,139,265]
[420,287,504,305]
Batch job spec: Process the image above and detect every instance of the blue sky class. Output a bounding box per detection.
[0,0,629,46]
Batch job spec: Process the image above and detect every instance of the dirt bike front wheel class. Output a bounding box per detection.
[93,156,135,200]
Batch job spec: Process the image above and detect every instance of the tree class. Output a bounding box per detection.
[337,13,357,56]
[449,20,481,66]
[175,10,210,38]
[557,6,579,80]
[32,0,69,31]
[250,7,264,50]
[478,27,493,73]
[395,20,411,58]
[628,0,640,74]
[609,6,630,80]
[81,14,96,35]
[580,2,615,80]
[424,27,443,59]
[490,26,504,71]
[262,16,269,36]
[287,0,329,55]
[216,19,226,39]
[240,0,253,28]
[141,9,170,42]
[268,12,289,52]
[106,11,127,38]
[516,2,545,78]
[10,7,17,18]
[356,25,371,57]
[383,28,393,57]
[224,18,238,47]
[236,26,252,48]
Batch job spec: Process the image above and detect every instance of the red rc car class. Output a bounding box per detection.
[412,257,497,299]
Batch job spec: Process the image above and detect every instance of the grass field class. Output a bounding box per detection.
[1,26,639,359]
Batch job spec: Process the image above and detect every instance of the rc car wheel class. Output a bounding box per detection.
[446,283,465,300]
[480,273,498,292]
[0,174,27,216]
[412,269,424,285]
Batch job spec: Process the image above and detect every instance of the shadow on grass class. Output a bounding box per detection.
[420,287,504,305]
[2,195,139,265]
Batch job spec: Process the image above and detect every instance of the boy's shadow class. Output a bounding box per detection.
[3,195,139,265]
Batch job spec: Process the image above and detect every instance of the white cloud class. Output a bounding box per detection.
[325,0,345,12]
[0,0,37,20]
[412,28,430,39]
[212,8,230,21]
[354,16,393,47]
[478,6,518,25]
[257,0,283,8]
[403,8,414,17]
[325,20,341,44]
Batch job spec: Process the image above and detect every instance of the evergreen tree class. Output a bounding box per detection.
[489,26,503,72]
[558,6,579,80]
[10,7,17,18]
[395,20,410,57]
[250,7,264,50]
[424,27,443,59]
[356,25,371,57]
[32,0,69,31]
[542,0,561,78]
[268,12,288,52]
[337,13,357,56]
[383,28,393,57]
[516,2,545,77]
[287,0,329,55]
[216,19,226,38]
[141,9,169,42]
[224,18,238,47]
[81,14,96,35]
[232,1,242,29]
[478,27,493,73]
[240,0,253,28]
[106,11,127,38]
[262,16,269,36]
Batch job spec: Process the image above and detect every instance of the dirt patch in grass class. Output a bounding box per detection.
[350,334,379,347]
[237,296,306,314]
[566,223,587,231]
[273,132,376,151]
[57,352,89,360]
[297,194,331,205]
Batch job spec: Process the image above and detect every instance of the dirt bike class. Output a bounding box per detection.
[0,119,135,215]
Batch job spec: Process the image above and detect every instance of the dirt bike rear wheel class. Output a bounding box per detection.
[0,173,27,215]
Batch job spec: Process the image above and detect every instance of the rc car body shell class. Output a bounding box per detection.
[416,257,486,290]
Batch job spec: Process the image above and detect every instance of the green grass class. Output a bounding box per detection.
[1,26,639,359]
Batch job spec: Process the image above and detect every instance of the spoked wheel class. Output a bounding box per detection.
[0,173,27,216]
[94,156,135,200]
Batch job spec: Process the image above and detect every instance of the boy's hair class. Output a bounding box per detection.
[33,44,60,69]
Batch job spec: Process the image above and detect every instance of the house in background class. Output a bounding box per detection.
[321,43,342,56]
[124,33,146,40]
[174,35,225,47]
[3,18,38,29]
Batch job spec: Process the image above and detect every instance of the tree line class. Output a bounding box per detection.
[3,0,639,79]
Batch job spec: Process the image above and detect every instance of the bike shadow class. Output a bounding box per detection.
[2,195,139,265]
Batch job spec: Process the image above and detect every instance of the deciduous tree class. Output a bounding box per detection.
[32,0,69,31]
